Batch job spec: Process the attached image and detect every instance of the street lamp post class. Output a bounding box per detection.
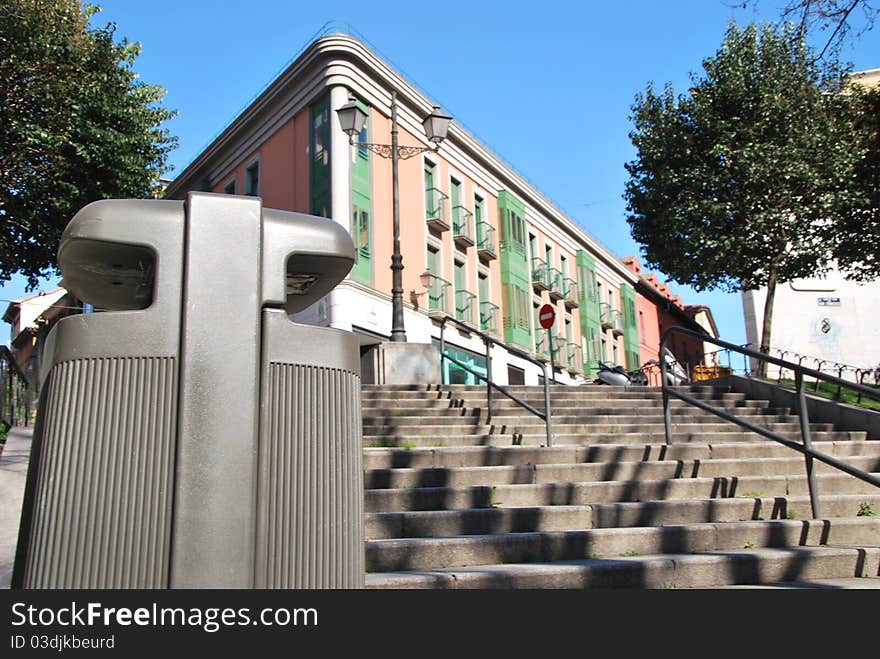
[336,91,451,342]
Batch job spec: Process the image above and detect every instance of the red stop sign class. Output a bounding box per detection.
[538,303,556,330]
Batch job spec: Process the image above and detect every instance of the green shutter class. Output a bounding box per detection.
[577,250,602,374]
[620,284,641,369]
[498,191,531,348]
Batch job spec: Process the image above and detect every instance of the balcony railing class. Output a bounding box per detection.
[584,337,601,372]
[476,222,496,260]
[600,302,622,333]
[455,290,476,324]
[452,206,474,248]
[531,257,550,292]
[480,301,499,334]
[425,187,449,232]
[563,277,579,309]
[533,331,550,362]
[566,342,583,374]
[547,268,564,301]
[611,309,624,335]
[427,274,451,313]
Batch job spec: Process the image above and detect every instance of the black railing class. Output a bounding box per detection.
[1,346,30,431]
[439,315,553,447]
[661,326,880,520]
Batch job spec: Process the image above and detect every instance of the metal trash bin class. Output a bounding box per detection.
[13,192,364,589]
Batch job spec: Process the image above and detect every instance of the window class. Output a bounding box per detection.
[424,161,436,214]
[223,178,236,195]
[560,254,568,279]
[474,194,483,225]
[310,96,331,217]
[502,283,529,331]
[245,161,260,197]
[478,271,489,303]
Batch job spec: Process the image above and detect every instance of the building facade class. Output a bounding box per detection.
[165,32,707,385]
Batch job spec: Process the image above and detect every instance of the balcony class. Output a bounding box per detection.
[584,338,601,372]
[600,303,622,333]
[476,222,496,261]
[566,342,583,374]
[426,274,451,314]
[611,310,624,335]
[479,301,499,334]
[547,268,564,301]
[425,187,449,232]
[455,289,476,324]
[533,332,551,362]
[452,206,474,248]
[531,257,550,292]
[563,278,579,309]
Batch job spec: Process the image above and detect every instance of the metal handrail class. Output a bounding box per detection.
[1,346,30,430]
[439,314,553,447]
[660,326,880,520]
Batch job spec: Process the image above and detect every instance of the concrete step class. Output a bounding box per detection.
[363,430,867,448]
[360,393,752,405]
[366,494,880,539]
[362,407,800,429]
[361,421,835,435]
[362,384,732,394]
[364,472,880,512]
[717,577,880,589]
[362,440,880,470]
[365,517,880,572]
[360,387,744,399]
[365,545,880,589]
[364,455,880,490]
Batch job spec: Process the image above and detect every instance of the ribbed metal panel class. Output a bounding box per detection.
[257,363,364,588]
[22,357,177,588]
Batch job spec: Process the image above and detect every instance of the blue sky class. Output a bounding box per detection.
[3,0,879,347]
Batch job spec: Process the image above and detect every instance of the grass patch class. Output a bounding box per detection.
[857,501,877,517]
[740,491,763,498]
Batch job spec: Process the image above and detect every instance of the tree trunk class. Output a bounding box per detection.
[757,267,779,379]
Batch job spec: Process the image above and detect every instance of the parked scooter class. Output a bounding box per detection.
[595,361,649,386]
[646,347,689,386]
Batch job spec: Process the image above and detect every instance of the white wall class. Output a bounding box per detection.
[742,268,880,380]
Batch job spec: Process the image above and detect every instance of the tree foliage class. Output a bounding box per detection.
[832,85,880,280]
[0,1,177,288]
[624,22,872,360]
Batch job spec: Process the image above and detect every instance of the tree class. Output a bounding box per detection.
[0,1,177,288]
[624,22,871,372]
[740,1,879,59]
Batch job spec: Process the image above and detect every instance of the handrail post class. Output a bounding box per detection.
[796,371,821,519]
[542,362,552,448]
[661,340,672,445]
[485,337,492,421]
[439,316,447,385]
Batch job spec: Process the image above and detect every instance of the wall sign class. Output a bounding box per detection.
[817,297,841,306]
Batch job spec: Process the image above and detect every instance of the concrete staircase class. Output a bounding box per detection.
[361,383,880,589]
